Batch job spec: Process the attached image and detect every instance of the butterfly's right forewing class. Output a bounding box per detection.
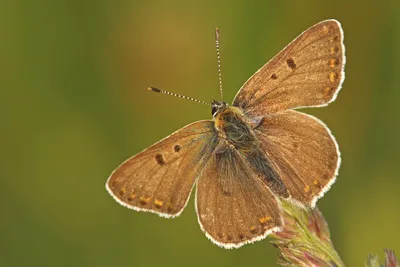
[233,20,345,115]
[106,120,218,218]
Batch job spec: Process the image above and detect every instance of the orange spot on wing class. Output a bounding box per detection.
[119,187,126,196]
[324,87,334,97]
[304,185,311,193]
[259,216,272,225]
[139,196,151,205]
[154,199,163,209]
[329,72,338,82]
[329,58,339,68]
[329,46,339,55]
[128,192,136,201]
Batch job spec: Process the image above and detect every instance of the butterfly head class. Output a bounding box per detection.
[211,100,228,118]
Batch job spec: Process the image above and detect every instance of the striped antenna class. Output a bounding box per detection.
[215,28,223,100]
[148,87,211,106]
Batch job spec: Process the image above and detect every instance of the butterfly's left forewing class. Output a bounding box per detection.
[106,120,218,218]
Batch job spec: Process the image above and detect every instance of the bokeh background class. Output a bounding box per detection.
[1,0,399,266]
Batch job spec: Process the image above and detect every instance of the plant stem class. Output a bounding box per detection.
[269,200,345,267]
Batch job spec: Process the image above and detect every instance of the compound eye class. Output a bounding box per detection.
[212,106,217,116]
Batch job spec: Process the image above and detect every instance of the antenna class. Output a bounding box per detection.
[215,28,223,100]
[148,87,211,106]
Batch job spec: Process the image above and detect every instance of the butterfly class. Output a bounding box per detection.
[106,19,345,249]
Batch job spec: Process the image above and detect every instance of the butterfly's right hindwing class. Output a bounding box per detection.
[106,120,218,218]
[254,110,340,207]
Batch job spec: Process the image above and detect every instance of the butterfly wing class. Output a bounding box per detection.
[106,120,218,218]
[254,110,340,207]
[233,19,345,115]
[196,142,282,248]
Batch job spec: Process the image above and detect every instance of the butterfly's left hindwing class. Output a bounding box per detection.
[196,141,282,248]
[106,120,218,218]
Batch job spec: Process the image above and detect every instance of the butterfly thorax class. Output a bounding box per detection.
[213,104,258,151]
[213,104,290,198]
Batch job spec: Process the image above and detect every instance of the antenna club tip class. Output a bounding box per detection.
[215,28,220,39]
[148,87,161,93]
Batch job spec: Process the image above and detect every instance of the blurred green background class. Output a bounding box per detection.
[1,0,399,266]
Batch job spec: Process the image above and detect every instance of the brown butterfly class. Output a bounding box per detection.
[106,19,345,248]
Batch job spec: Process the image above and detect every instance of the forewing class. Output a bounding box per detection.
[106,120,218,218]
[255,110,340,207]
[196,142,282,248]
[233,20,345,115]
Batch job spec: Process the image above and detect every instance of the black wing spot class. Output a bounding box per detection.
[330,35,339,42]
[155,154,165,165]
[174,145,181,152]
[222,189,232,196]
[286,58,296,69]
[270,73,278,80]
